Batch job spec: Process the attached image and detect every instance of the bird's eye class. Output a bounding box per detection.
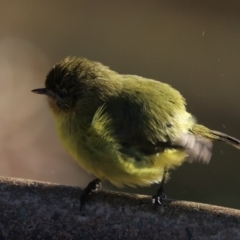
[57,91,67,99]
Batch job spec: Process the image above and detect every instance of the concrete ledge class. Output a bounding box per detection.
[0,176,239,239]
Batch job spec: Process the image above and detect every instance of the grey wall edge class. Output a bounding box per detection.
[0,176,239,239]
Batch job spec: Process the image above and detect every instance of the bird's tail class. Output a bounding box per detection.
[190,124,240,150]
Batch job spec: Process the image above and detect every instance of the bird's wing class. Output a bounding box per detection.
[102,75,212,163]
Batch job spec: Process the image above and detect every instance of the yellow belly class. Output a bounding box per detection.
[53,113,187,188]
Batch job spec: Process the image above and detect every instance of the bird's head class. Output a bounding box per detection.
[32,56,104,115]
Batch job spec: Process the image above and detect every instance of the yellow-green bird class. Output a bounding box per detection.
[32,56,240,209]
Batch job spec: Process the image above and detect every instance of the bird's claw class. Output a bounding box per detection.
[80,179,101,211]
[152,193,167,208]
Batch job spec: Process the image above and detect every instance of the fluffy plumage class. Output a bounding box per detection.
[33,56,240,188]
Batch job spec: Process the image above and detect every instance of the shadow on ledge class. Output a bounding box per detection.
[0,176,239,239]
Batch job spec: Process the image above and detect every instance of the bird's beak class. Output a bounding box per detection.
[31,88,48,95]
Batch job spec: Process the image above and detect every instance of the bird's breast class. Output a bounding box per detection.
[50,111,188,188]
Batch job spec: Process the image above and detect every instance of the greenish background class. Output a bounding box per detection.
[0,1,240,209]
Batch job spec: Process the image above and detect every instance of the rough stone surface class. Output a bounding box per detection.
[0,176,239,239]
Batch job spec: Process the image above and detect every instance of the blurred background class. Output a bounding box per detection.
[0,0,240,209]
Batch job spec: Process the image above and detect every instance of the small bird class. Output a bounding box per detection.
[32,56,240,210]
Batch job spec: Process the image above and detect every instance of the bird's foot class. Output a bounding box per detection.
[152,192,167,208]
[80,178,101,211]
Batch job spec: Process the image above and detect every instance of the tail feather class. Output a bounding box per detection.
[191,124,240,150]
[210,130,240,150]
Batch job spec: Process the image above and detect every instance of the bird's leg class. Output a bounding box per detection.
[80,178,101,211]
[152,171,167,207]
